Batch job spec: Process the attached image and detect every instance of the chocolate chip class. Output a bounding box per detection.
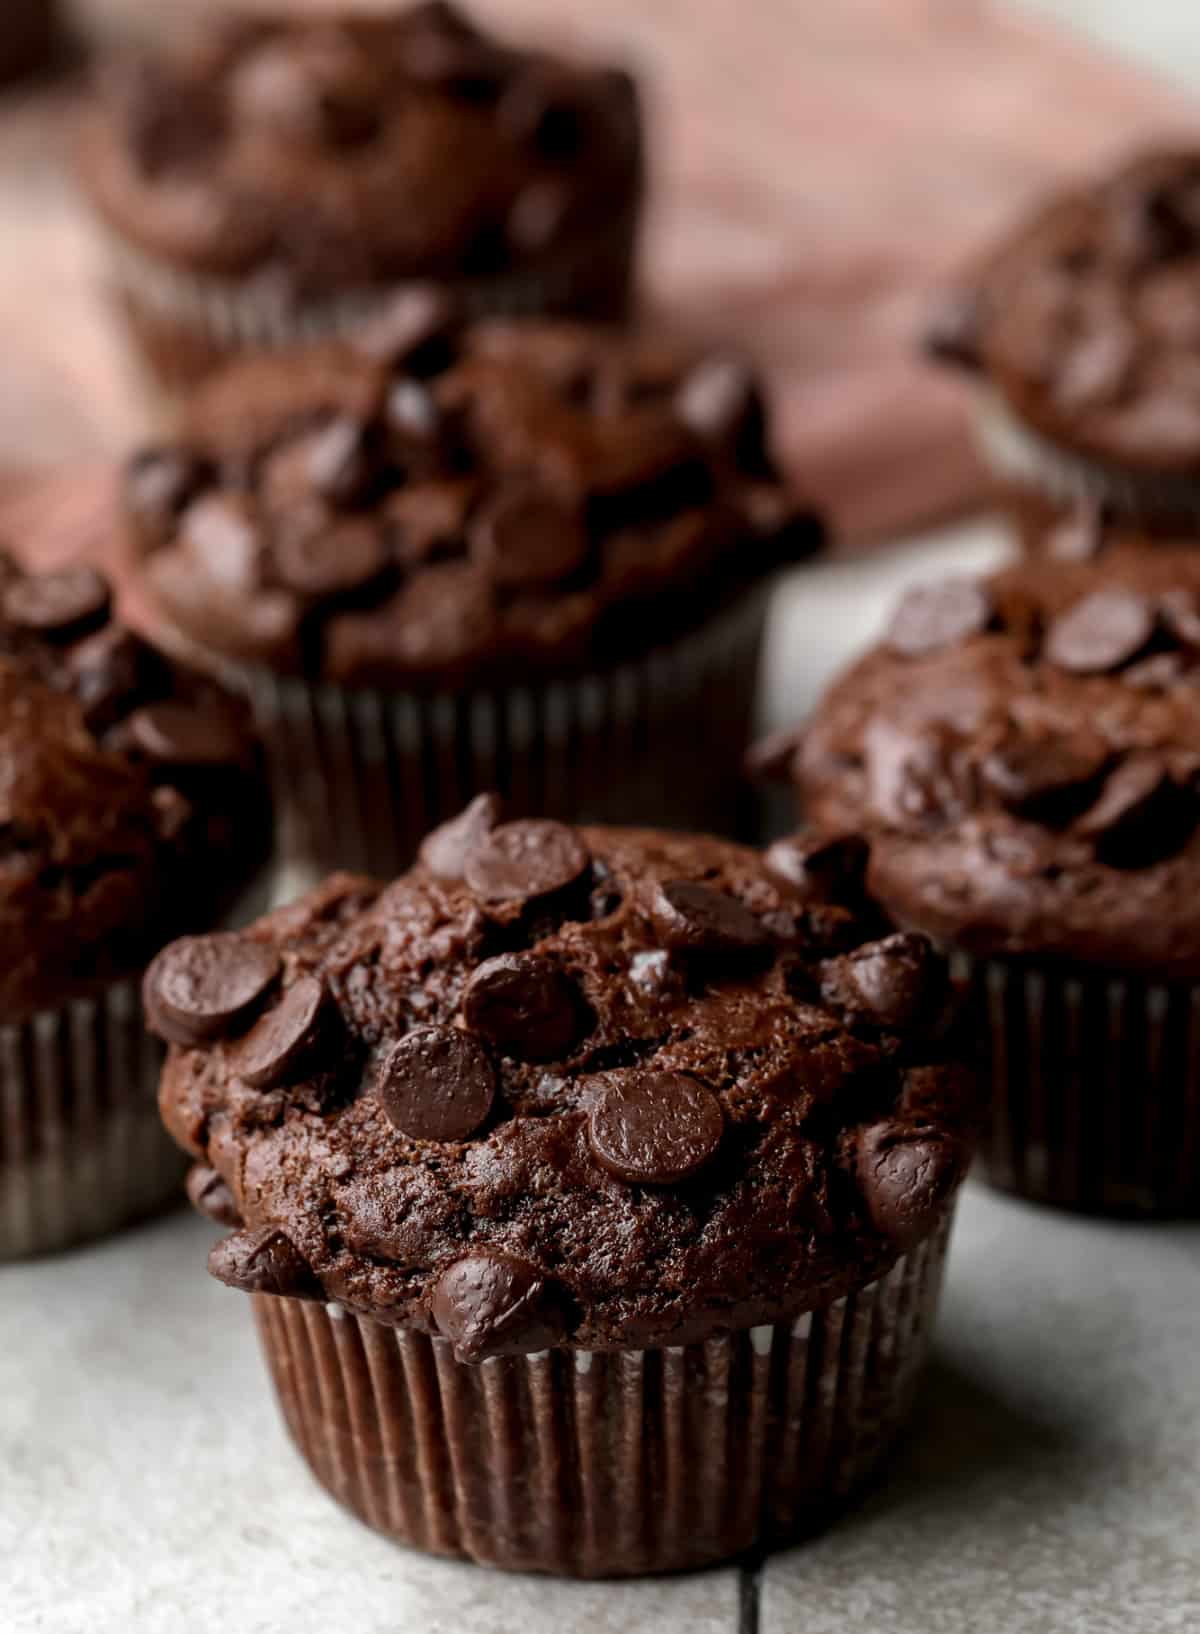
[981,732,1110,819]
[124,702,248,768]
[186,1163,241,1227]
[469,486,588,587]
[125,447,205,537]
[431,1250,563,1363]
[419,792,505,881]
[673,356,767,469]
[306,416,376,508]
[1073,753,1197,866]
[67,626,166,735]
[463,954,586,1062]
[885,582,992,657]
[3,567,111,642]
[180,495,262,591]
[144,934,281,1047]
[857,1122,960,1247]
[352,286,459,375]
[235,975,330,1089]
[650,879,770,957]
[274,519,389,597]
[587,1070,725,1185]
[464,819,591,908]
[822,933,940,1030]
[1125,652,1185,690]
[763,833,868,903]
[1160,589,1200,650]
[1045,588,1156,673]
[208,1228,323,1301]
[376,1025,495,1141]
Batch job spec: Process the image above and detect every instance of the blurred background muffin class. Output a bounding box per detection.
[75,3,644,392]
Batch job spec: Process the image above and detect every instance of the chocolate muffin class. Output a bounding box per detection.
[0,557,271,1259]
[787,548,1200,1214]
[77,3,644,392]
[928,149,1200,527]
[155,813,974,1575]
[127,313,821,879]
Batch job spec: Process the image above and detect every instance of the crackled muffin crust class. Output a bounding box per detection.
[155,812,972,1358]
[798,549,1200,978]
[933,149,1200,477]
[0,557,270,1017]
[127,312,821,688]
[79,3,642,302]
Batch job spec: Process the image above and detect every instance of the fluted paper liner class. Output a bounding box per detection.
[91,207,638,395]
[0,980,184,1260]
[252,1215,951,1577]
[240,587,768,886]
[955,952,1200,1214]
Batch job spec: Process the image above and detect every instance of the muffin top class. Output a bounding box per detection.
[79,3,642,297]
[931,149,1200,475]
[0,556,269,1019]
[128,311,822,688]
[797,549,1200,978]
[156,810,972,1357]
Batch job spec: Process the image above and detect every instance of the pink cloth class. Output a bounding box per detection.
[4,1,1199,544]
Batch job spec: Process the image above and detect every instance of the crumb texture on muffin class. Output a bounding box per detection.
[800,548,1200,976]
[129,313,821,686]
[80,4,643,294]
[155,812,972,1358]
[0,556,269,1016]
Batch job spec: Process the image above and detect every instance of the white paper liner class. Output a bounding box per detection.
[238,587,769,886]
[251,1214,952,1577]
[953,951,1200,1214]
[0,980,184,1260]
[974,385,1200,525]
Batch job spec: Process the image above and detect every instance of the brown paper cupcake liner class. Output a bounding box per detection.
[974,388,1200,528]
[232,587,769,887]
[251,1214,952,1577]
[92,209,638,396]
[954,952,1200,1215]
[0,979,183,1260]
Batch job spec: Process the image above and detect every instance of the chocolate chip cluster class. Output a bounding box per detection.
[95,2,642,293]
[152,809,973,1360]
[881,570,1200,867]
[129,309,821,686]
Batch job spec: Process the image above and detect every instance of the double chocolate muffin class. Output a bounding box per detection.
[790,547,1200,1214]
[0,557,270,1258]
[156,812,973,1575]
[929,149,1200,527]
[128,311,821,878]
[78,3,644,390]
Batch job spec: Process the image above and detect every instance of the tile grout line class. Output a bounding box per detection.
[738,1558,763,1634]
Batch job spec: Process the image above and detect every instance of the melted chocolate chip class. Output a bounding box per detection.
[857,1122,959,1247]
[463,953,586,1061]
[376,1024,495,1141]
[650,879,770,957]
[124,703,248,768]
[186,1163,241,1226]
[3,567,111,642]
[431,1250,563,1363]
[419,792,505,881]
[235,975,330,1089]
[981,732,1110,819]
[822,933,939,1030]
[886,582,992,658]
[208,1228,323,1301]
[67,626,166,735]
[1045,588,1156,673]
[144,934,281,1047]
[469,486,588,587]
[587,1071,725,1184]
[464,819,591,908]
[763,833,868,903]
[1075,753,1196,866]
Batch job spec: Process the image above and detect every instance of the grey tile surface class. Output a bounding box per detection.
[761,1186,1200,1634]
